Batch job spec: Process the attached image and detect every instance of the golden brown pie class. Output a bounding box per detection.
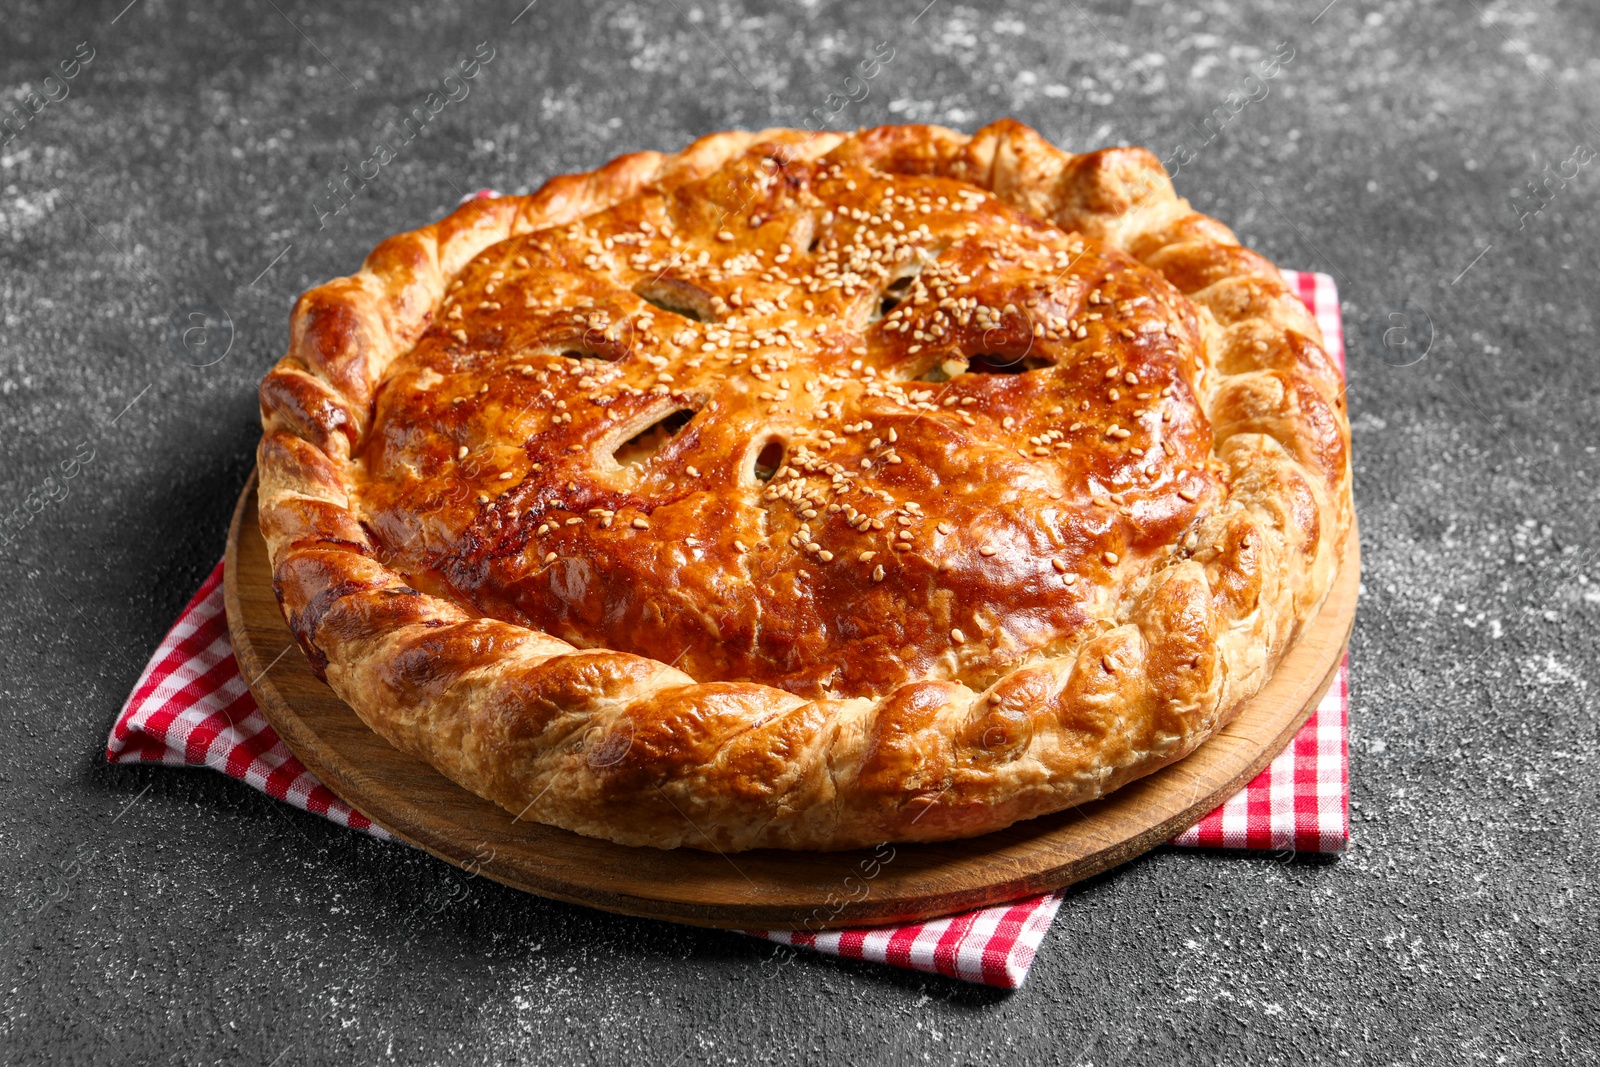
[257,120,1351,851]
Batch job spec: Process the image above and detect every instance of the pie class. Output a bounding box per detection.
[257,120,1352,852]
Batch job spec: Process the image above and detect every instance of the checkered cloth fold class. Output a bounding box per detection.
[107,270,1348,989]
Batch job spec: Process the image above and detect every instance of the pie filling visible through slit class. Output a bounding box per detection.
[259,121,1351,851]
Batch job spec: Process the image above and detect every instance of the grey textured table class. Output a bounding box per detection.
[3,0,1596,1063]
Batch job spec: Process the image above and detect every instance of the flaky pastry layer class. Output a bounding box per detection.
[258,121,1351,851]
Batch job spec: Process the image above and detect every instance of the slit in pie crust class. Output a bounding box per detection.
[257,120,1352,851]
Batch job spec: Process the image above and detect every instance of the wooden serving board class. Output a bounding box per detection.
[226,473,1358,930]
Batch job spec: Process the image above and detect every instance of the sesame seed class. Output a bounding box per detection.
[872,564,885,582]
[543,552,558,564]
[1177,485,1199,502]
[1051,559,1067,573]
[1103,551,1119,564]
[498,472,514,480]
[632,518,650,529]
[979,546,997,557]
[457,446,469,460]
[950,628,966,645]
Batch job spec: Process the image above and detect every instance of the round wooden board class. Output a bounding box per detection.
[227,472,1358,931]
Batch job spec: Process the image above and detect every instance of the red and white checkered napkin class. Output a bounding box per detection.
[107,270,1348,989]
